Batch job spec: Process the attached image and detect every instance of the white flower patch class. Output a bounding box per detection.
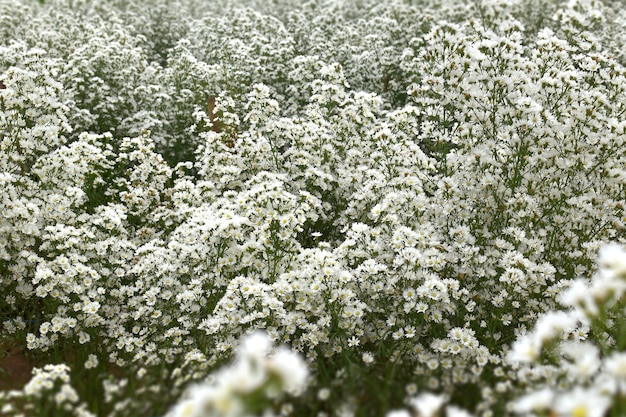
[1,1,626,416]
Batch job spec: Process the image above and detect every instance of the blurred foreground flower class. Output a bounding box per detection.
[386,391,474,417]
[166,331,309,417]
[509,243,626,417]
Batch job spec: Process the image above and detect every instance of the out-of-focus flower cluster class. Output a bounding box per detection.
[507,243,626,417]
[167,331,308,417]
[0,0,624,416]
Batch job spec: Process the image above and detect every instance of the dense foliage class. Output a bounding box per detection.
[0,0,625,416]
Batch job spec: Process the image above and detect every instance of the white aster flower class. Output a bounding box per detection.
[605,351,626,380]
[386,410,412,417]
[511,388,555,414]
[560,341,600,380]
[559,279,599,317]
[534,311,577,343]
[266,345,309,395]
[410,392,448,417]
[598,243,626,280]
[552,387,611,417]
[507,335,542,364]
[446,405,475,417]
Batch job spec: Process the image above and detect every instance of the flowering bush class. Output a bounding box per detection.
[0,0,624,416]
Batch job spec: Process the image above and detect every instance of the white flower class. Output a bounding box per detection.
[559,279,598,316]
[238,331,273,363]
[598,243,626,279]
[507,335,542,364]
[534,311,577,343]
[226,355,267,394]
[511,388,555,414]
[84,354,99,370]
[168,399,200,417]
[191,383,244,417]
[318,388,331,401]
[266,346,309,395]
[386,410,412,417]
[347,336,360,347]
[605,351,626,379]
[410,392,448,417]
[446,405,475,417]
[560,341,600,380]
[552,387,611,417]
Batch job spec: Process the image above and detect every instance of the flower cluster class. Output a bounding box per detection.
[0,0,624,416]
[0,364,94,417]
[507,243,626,417]
[166,331,308,417]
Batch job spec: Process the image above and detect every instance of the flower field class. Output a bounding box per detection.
[0,0,625,416]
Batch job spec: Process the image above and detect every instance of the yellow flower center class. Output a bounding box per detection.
[179,402,195,417]
[571,405,588,417]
